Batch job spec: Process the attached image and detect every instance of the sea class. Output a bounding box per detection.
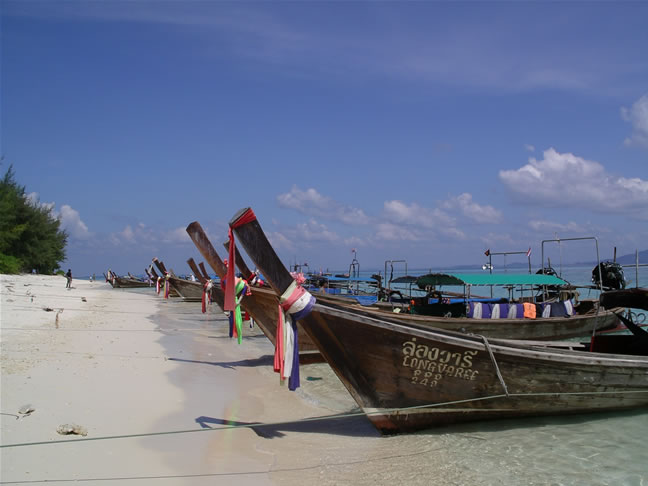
[142,263,648,485]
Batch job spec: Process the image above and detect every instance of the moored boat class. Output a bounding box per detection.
[185,221,320,356]
[229,207,648,434]
[104,269,151,288]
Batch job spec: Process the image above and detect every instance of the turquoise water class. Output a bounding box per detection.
[150,281,648,486]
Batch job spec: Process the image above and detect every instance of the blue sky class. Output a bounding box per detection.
[2,1,647,277]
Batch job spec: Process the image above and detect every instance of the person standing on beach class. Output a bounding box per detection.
[65,269,72,289]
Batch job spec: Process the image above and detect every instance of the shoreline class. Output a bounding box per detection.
[4,273,644,485]
[0,274,378,485]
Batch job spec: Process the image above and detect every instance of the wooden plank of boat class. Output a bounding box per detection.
[106,270,151,289]
[151,258,180,297]
[600,288,648,312]
[198,262,212,282]
[167,275,203,301]
[185,221,321,357]
[187,258,207,285]
[310,291,619,341]
[229,206,648,434]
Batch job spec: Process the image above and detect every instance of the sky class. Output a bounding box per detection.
[2,1,647,277]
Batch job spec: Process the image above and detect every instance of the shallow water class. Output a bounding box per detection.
[148,267,648,486]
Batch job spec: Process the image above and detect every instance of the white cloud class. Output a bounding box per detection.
[528,220,589,234]
[24,193,91,240]
[25,192,55,211]
[277,186,370,225]
[524,144,535,152]
[375,222,422,242]
[621,93,648,149]
[344,235,366,248]
[383,200,454,228]
[294,219,340,243]
[480,232,515,247]
[163,227,192,244]
[267,231,295,252]
[111,223,156,245]
[266,218,339,252]
[442,193,502,223]
[499,148,648,213]
[59,205,91,239]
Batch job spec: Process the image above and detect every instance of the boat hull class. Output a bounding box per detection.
[167,277,203,301]
[313,293,619,340]
[303,303,648,433]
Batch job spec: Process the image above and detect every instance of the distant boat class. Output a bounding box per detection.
[104,270,151,288]
[228,206,648,434]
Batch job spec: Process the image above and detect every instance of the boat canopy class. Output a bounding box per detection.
[390,275,419,284]
[415,273,568,288]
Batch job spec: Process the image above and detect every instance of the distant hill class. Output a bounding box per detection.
[615,249,648,265]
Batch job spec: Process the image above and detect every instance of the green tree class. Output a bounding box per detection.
[0,165,68,274]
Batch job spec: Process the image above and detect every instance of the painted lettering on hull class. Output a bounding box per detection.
[402,337,480,387]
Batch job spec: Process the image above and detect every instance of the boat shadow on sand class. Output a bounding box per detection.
[194,414,376,439]
[168,355,274,369]
[196,408,647,440]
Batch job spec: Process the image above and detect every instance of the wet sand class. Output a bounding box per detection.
[3,274,646,486]
[0,274,437,485]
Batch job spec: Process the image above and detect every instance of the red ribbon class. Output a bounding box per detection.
[224,228,236,311]
[225,208,257,311]
[274,303,284,378]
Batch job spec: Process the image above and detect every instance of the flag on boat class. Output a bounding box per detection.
[526,247,532,257]
[484,249,490,256]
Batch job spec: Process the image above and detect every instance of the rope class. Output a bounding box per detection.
[2,388,648,450]
[480,335,509,396]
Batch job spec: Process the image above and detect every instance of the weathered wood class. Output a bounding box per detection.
[223,239,255,281]
[230,206,648,434]
[166,275,203,301]
[312,292,618,340]
[186,221,319,354]
[152,258,172,276]
[185,223,228,277]
[107,274,151,289]
[229,208,293,293]
[600,288,648,312]
[198,262,211,282]
[186,258,207,285]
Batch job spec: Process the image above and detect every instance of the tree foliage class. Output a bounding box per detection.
[0,165,68,274]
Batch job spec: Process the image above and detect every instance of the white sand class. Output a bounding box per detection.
[1,274,468,486]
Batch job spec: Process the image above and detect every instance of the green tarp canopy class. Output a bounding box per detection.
[415,273,568,288]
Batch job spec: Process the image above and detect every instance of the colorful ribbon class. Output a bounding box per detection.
[225,208,257,311]
[276,280,316,391]
[202,280,213,313]
[227,277,249,344]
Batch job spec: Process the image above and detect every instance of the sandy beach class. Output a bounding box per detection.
[0,274,449,485]
[3,274,647,486]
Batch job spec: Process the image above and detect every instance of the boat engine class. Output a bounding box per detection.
[592,262,626,290]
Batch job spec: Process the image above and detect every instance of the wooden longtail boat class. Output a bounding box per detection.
[229,207,648,434]
[104,270,151,288]
[151,258,181,297]
[166,276,203,301]
[185,222,320,356]
[220,234,618,341]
